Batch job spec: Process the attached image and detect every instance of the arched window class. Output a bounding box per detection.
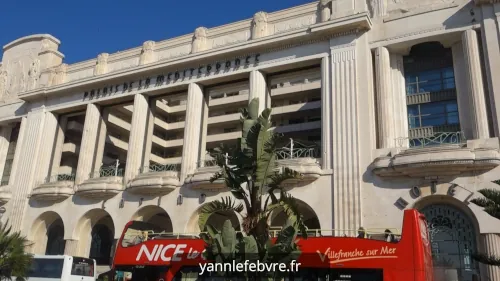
[89,224,113,265]
[420,204,479,281]
[45,224,65,255]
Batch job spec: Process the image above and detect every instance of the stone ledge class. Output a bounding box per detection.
[0,186,12,205]
[127,171,180,196]
[30,181,74,202]
[371,138,500,178]
[185,166,225,190]
[76,176,123,199]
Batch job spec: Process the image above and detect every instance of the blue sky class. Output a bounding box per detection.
[1,0,313,64]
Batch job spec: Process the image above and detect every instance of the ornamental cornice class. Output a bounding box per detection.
[19,13,370,102]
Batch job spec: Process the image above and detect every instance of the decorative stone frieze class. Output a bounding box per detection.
[191,27,208,54]
[139,41,156,65]
[94,53,109,76]
[251,12,269,39]
[26,59,40,91]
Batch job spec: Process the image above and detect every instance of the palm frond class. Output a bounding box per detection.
[472,252,500,266]
[478,189,500,205]
[470,198,494,208]
[198,197,245,231]
[0,220,33,280]
[268,167,303,192]
[267,193,308,238]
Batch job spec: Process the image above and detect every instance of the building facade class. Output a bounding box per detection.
[1,0,500,280]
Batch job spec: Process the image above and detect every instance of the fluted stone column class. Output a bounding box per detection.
[389,54,409,145]
[93,109,109,172]
[249,70,268,113]
[0,126,13,178]
[462,29,490,139]
[321,56,332,170]
[124,94,150,185]
[64,239,79,256]
[452,42,474,140]
[374,47,396,148]
[481,233,500,280]
[180,83,205,181]
[8,108,58,232]
[75,104,102,185]
[331,34,375,233]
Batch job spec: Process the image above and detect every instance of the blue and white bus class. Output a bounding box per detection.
[17,255,97,281]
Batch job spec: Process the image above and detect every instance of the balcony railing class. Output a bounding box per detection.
[45,174,76,183]
[396,131,466,148]
[89,160,124,178]
[141,163,181,173]
[276,139,321,160]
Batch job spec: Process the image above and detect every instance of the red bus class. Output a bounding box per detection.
[112,209,433,281]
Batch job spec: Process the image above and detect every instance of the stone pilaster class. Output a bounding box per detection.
[143,101,156,167]
[124,94,150,185]
[64,239,79,256]
[249,70,268,113]
[0,126,13,178]
[481,233,500,281]
[8,108,56,232]
[93,109,109,171]
[462,29,490,139]
[321,56,332,170]
[452,41,474,140]
[479,5,500,137]
[389,53,408,144]
[180,83,206,181]
[374,46,396,148]
[330,33,374,233]
[75,104,102,185]
[49,116,68,177]
[34,112,59,184]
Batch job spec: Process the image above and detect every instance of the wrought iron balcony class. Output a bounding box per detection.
[45,174,76,183]
[276,139,321,159]
[89,165,123,178]
[396,131,466,149]
[140,163,181,174]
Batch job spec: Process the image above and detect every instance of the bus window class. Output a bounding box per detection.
[28,258,65,278]
[71,257,95,277]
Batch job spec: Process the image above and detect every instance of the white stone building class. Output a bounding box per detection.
[0,0,500,280]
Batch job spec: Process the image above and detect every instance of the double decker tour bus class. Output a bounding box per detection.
[112,209,433,281]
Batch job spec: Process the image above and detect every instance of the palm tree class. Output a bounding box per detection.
[0,220,33,280]
[470,180,500,266]
[198,98,308,245]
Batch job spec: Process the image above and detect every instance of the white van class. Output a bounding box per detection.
[16,255,97,281]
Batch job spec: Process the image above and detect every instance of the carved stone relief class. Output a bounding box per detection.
[0,70,7,101]
[320,0,332,22]
[139,41,156,65]
[251,11,269,39]
[191,27,208,54]
[27,59,40,91]
[94,53,109,76]
[53,63,67,85]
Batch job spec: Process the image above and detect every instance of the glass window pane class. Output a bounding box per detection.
[418,70,441,82]
[442,67,455,79]
[447,112,459,124]
[420,102,446,115]
[443,77,456,90]
[405,75,417,83]
[421,115,447,127]
[446,101,458,112]
[407,105,419,116]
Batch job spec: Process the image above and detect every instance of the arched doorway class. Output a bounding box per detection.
[131,205,173,232]
[270,200,321,235]
[420,204,479,281]
[45,220,65,255]
[89,216,114,266]
[29,211,66,255]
